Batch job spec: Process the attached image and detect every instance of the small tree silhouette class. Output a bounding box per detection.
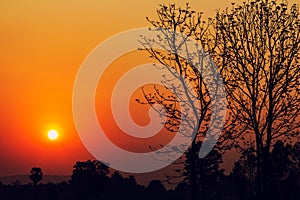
[230,146,257,199]
[29,167,43,186]
[269,141,300,199]
[183,142,224,200]
[147,180,166,194]
[164,142,224,200]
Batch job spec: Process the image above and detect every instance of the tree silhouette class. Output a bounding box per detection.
[147,180,166,194]
[183,142,224,200]
[29,167,43,186]
[139,4,226,200]
[108,171,143,194]
[71,160,109,180]
[164,142,224,200]
[268,141,300,199]
[230,162,249,199]
[230,140,300,200]
[109,171,124,192]
[70,160,110,199]
[230,145,257,199]
[207,1,300,198]
[140,2,300,199]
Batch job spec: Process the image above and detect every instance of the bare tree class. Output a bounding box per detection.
[209,0,300,198]
[138,4,226,200]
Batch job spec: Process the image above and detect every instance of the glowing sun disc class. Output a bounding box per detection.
[48,130,59,140]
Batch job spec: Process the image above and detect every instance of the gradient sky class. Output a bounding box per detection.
[0,0,299,179]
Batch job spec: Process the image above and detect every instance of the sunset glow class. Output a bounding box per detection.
[0,0,299,181]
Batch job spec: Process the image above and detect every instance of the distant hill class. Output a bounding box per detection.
[0,175,70,185]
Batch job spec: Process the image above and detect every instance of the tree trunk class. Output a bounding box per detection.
[191,139,198,200]
[262,150,269,199]
[255,136,263,200]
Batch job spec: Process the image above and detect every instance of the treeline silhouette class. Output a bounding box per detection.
[0,140,298,200]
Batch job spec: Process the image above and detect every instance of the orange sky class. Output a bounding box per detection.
[95,50,178,153]
[0,0,299,178]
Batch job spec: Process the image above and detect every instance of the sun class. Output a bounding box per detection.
[47,130,59,140]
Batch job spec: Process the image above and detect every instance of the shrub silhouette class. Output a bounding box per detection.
[29,167,43,186]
